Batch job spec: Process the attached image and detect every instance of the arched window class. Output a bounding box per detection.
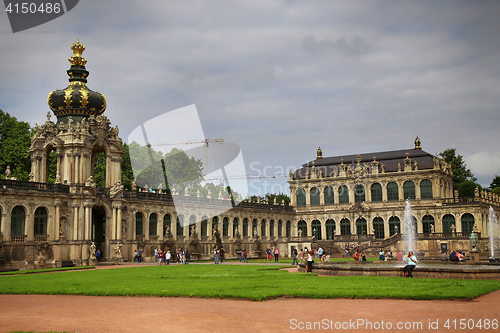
[297,220,307,237]
[373,217,384,239]
[461,213,475,234]
[34,207,48,236]
[278,220,283,237]
[311,220,322,240]
[356,217,367,235]
[189,215,197,236]
[340,218,351,235]
[233,217,239,237]
[420,179,433,199]
[442,214,455,234]
[324,186,334,205]
[371,183,382,202]
[389,216,401,236]
[163,214,171,236]
[176,215,184,236]
[422,215,434,234]
[223,217,229,237]
[243,218,249,237]
[296,188,306,206]
[11,206,25,236]
[201,216,208,237]
[212,216,219,231]
[326,219,335,240]
[269,219,275,237]
[354,184,365,203]
[387,182,399,201]
[286,221,291,237]
[149,213,158,236]
[403,181,416,200]
[261,219,266,237]
[135,212,143,236]
[310,187,320,206]
[339,185,349,204]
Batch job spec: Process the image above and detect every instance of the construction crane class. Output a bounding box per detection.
[151,138,224,176]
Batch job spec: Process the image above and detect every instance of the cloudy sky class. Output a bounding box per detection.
[1,1,499,196]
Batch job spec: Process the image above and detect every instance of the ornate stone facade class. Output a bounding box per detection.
[0,42,498,269]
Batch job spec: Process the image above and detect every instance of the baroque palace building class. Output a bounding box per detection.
[0,41,498,269]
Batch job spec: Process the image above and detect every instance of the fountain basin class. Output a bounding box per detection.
[299,261,500,280]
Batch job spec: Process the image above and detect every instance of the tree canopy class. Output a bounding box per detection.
[438,148,478,195]
[0,110,32,180]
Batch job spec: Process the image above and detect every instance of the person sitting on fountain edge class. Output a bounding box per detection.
[403,251,417,278]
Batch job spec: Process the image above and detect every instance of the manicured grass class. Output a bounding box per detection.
[0,266,95,275]
[1,265,499,301]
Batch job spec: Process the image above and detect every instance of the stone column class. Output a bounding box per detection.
[172,214,178,240]
[54,203,61,241]
[229,218,233,240]
[320,220,326,241]
[335,219,341,236]
[73,204,79,240]
[415,181,421,200]
[398,182,404,201]
[117,206,122,241]
[208,217,213,241]
[320,188,325,206]
[158,215,163,241]
[273,220,278,239]
[111,205,117,240]
[384,218,390,238]
[26,207,34,241]
[2,204,11,242]
[144,212,150,241]
[382,183,388,202]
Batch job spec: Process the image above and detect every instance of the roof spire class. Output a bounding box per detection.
[414,136,421,149]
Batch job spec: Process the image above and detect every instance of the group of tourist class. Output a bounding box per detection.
[265,246,281,263]
[352,249,367,261]
[133,248,143,263]
[155,249,172,265]
[237,249,248,263]
[213,246,225,264]
[378,250,393,261]
[449,250,467,262]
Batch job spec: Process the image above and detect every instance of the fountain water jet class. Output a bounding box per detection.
[403,199,416,253]
[488,206,499,261]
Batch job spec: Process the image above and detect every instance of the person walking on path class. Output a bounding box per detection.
[292,246,298,265]
[274,247,279,263]
[243,249,248,263]
[266,247,272,263]
[184,249,191,264]
[214,246,219,264]
[165,251,171,265]
[403,251,417,278]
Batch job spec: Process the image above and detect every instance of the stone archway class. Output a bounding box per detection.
[92,206,107,260]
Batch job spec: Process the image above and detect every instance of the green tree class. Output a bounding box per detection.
[0,110,32,180]
[438,148,476,192]
[490,175,500,190]
[121,143,135,190]
[94,152,106,187]
[458,180,481,198]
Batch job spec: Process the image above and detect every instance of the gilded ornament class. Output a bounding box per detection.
[64,88,73,108]
[80,89,89,108]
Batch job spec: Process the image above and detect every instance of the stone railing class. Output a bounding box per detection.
[35,235,48,242]
[10,235,26,243]
[0,179,70,193]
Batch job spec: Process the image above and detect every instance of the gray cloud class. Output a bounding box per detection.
[301,35,373,56]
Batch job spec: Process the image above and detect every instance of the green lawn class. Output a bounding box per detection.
[0,264,498,301]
